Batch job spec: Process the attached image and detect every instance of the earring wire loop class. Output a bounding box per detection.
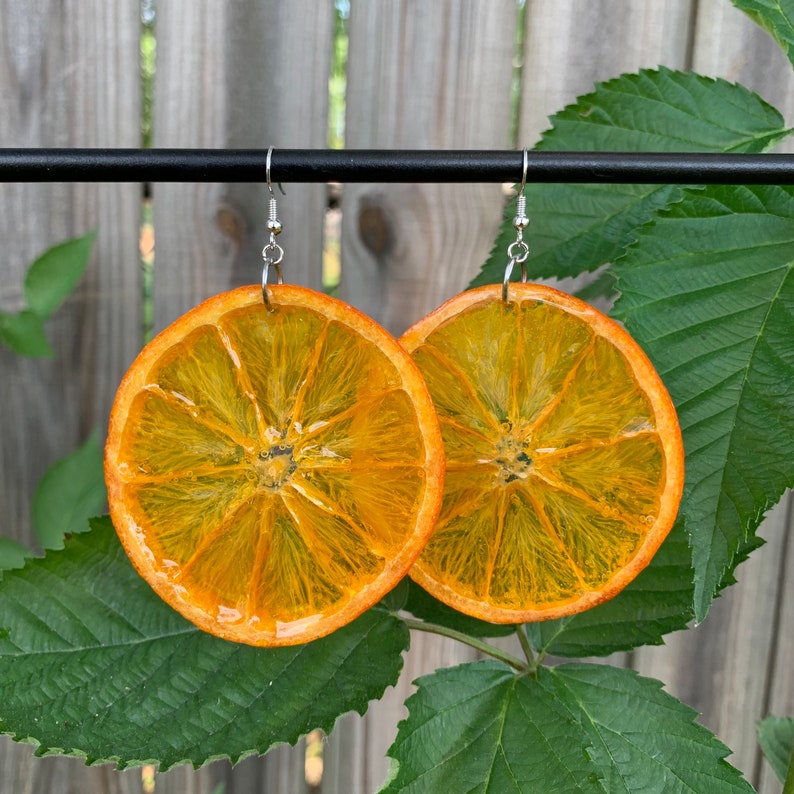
[503,148,530,302]
[262,147,286,309]
[266,147,286,196]
[266,146,274,194]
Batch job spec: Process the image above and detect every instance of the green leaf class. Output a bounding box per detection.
[572,268,617,303]
[380,577,411,613]
[382,661,752,793]
[381,661,602,793]
[23,230,96,318]
[0,538,33,572]
[31,430,107,550]
[732,0,794,69]
[757,716,794,784]
[471,67,791,289]
[525,517,694,658]
[525,487,766,659]
[524,486,768,659]
[613,184,794,622]
[0,310,53,357]
[0,517,409,769]
[403,579,516,639]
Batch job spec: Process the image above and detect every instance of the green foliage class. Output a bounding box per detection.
[757,716,794,784]
[613,183,794,621]
[2,2,794,789]
[473,76,794,641]
[525,517,695,657]
[732,0,794,69]
[141,24,156,149]
[0,231,100,567]
[0,231,96,358]
[0,519,409,769]
[0,538,33,572]
[470,68,791,291]
[381,662,752,793]
[0,310,53,357]
[23,232,96,317]
[403,579,516,639]
[32,430,107,550]
[328,0,348,149]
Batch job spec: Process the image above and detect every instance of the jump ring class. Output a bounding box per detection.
[507,239,529,263]
[262,240,284,268]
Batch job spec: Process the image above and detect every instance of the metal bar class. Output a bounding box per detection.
[2,148,794,184]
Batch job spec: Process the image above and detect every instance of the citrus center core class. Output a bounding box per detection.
[494,431,534,484]
[255,445,297,490]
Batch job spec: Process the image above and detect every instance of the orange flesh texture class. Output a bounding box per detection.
[105,285,444,646]
[400,284,684,623]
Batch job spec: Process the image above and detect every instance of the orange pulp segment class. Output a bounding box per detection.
[105,285,444,646]
[400,283,684,623]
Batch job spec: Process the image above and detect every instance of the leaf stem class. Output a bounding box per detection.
[783,744,794,794]
[401,617,528,673]
[515,625,537,673]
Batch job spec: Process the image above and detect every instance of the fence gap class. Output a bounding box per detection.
[510,0,527,147]
[329,1,349,151]
[322,1,349,294]
[140,0,156,343]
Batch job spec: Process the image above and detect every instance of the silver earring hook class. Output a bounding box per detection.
[502,148,530,302]
[262,147,285,309]
[266,147,286,197]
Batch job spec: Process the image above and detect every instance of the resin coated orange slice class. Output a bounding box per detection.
[400,283,684,623]
[105,285,444,646]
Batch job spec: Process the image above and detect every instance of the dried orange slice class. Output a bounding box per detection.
[400,283,684,623]
[105,284,444,646]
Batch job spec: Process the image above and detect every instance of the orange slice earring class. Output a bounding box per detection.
[400,150,685,623]
[104,148,445,647]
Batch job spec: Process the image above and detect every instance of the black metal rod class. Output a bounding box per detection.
[2,148,794,184]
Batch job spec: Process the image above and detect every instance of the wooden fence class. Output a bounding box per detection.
[1,1,793,792]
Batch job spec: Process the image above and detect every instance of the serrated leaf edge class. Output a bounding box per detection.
[611,185,794,620]
[2,608,406,771]
[549,664,753,791]
[0,525,409,771]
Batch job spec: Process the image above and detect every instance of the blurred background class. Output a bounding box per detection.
[1,1,793,792]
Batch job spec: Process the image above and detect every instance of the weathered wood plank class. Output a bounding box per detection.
[208,746,310,794]
[755,496,794,792]
[325,2,517,790]
[2,3,792,793]
[691,0,794,153]
[152,0,332,333]
[322,634,481,794]
[520,0,695,144]
[0,0,142,791]
[0,0,143,538]
[517,4,794,793]
[150,2,333,791]
[512,0,700,681]
[339,0,517,334]
[632,5,794,791]
[633,496,794,793]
